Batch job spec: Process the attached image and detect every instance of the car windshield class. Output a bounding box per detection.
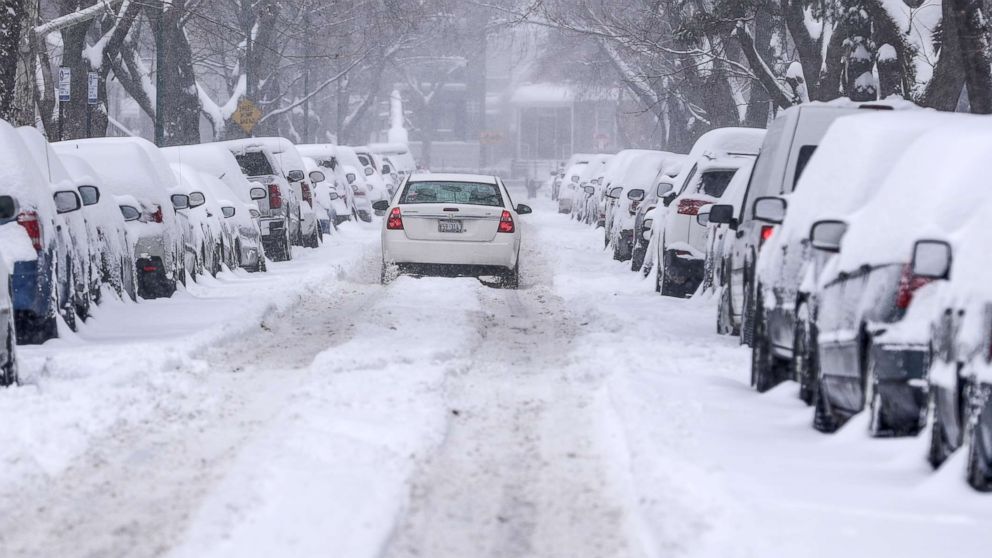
[400,181,503,207]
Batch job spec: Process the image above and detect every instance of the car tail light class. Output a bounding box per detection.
[302,182,313,205]
[677,198,708,216]
[152,206,163,223]
[759,225,774,247]
[267,184,282,209]
[498,210,515,233]
[142,264,158,272]
[387,207,403,230]
[16,211,41,251]
[896,264,933,309]
[353,185,366,197]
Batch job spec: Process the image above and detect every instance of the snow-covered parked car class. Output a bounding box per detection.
[557,157,589,214]
[172,163,236,277]
[921,196,992,491]
[297,144,374,223]
[301,156,335,234]
[355,146,394,199]
[18,126,94,322]
[250,138,320,248]
[606,150,685,262]
[810,121,992,436]
[161,144,267,272]
[376,173,532,288]
[0,252,17,385]
[193,169,262,272]
[721,100,916,347]
[220,140,299,261]
[56,153,138,301]
[341,164,374,222]
[743,111,956,398]
[368,142,417,183]
[654,127,764,297]
[54,138,186,299]
[341,145,389,208]
[570,154,611,223]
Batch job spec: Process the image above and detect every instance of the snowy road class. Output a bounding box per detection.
[0,198,988,558]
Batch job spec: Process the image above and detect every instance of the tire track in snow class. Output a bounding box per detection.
[0,251,386,558]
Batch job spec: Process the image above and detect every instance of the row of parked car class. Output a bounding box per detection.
[552,100,992,492]
[0,118,417,386]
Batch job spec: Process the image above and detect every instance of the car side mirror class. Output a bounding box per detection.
[309,170,326,184]
[0,195,19,220]
[382,165,392,175]
[583,185,595,194]
[753,196,787,224]
[696,211,710,227]
[171,193,190,210]
[707,204,735,226]
[627,189,645,201]
[810,220,847,253]
[54,190,82,214]
[656,182,674,198]
[287,169,306,183]
[188,191,206,208]
[119,205,141,222]
[249,187,267,200]
[607,186,622,199]
[516,204,532,215]
[346,173,356,184]
[221,206,236,218]
[911,239,952,279]
[372,200,390,212]
[78,185,100,206]
[364,167,374,176]
[328,192,340,200]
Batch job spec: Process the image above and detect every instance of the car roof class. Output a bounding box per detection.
[407,173,498,185]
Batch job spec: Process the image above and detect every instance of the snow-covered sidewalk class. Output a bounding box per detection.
[0,201,988,558]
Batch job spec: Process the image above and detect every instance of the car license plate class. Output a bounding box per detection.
[438,220,462,233]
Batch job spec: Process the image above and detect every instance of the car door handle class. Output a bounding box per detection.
[735,230,744,238]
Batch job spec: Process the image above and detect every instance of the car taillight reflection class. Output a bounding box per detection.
[16,211,41,251]
[759,225,774,247]
[677,198,708,216]
[268,184,282,209]
[152,206,163,223]
[302,182,313,206]
[896,264,934,310]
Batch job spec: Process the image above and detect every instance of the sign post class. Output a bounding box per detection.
[86,71,98,138]
[58,67,71,141]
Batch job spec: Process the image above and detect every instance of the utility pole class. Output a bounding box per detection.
[154,1,165,145]
[302,2,311,143]
[243,0,254,137]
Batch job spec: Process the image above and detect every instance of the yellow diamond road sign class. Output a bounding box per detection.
[232,98,262,134]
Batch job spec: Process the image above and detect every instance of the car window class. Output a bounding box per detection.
[235,152,274,176]
[696,170,738,197]
[400,181,504,207]
[678,164,698,196]
[792,145,817,188]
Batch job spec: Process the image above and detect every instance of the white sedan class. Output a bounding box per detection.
[374,173,531,288]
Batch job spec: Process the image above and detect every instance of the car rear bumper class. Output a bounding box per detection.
[384,233,517,269]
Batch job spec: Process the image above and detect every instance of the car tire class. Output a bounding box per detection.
[812,379,839,433]
[793,303,817,405]
[502,261,520,289]
[0,322,16,387]
[750,289,787,393]
[654,258,663,293]
[928,390,958,469]
[741,273,755,347]
[717,284,736,336]
[966,397,992,491]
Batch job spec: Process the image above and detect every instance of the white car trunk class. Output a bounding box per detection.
[399,203,502,242]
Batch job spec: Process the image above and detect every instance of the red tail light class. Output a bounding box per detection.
[760,225,774,246]
[267,184,282,209]
[142,264,158,272]
[16,211,41,251]
[498,210,515,233]
[302,182,313,205]
[677,198,708,216]
[896,264,933,309]
[387,207,403,230]
[152,206,163,223]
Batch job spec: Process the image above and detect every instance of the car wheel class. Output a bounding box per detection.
[61,263,77,332]
[928,389,958,469]
[660,252,680,297]
[502,260,520,289]
[631,247,645,272]
[717,284,735,336]
[654,258,663,293]
[750,289,787,393]
[741,273,755,347]
[1,320,18,386]
[867,378,886,437]
[966,397,992,491]
[793,303,817,405]
[812,379,839,433]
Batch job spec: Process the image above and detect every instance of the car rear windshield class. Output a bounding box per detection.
[400,181,504,207]
[697,170,737,197]
[235,151,274,176]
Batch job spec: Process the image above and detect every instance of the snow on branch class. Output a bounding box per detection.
[34,0,125,37]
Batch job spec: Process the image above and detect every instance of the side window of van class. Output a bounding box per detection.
[793,146,817,188]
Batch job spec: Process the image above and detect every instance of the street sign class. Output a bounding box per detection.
[58,67,71,102]
[232,98,262,134]
[87,72,98,105]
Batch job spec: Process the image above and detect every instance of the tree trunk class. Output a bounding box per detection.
[920,2,968,110]
[952,0,992,113]
[843,1,878,101]
[0,0,23,121]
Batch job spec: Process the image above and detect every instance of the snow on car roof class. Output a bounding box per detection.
[17,126,77,190]
[835,117,992,272]
[0,120,52,207]
[615,151,682,190]
[162,144,255,204]
[407,173,498,185]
